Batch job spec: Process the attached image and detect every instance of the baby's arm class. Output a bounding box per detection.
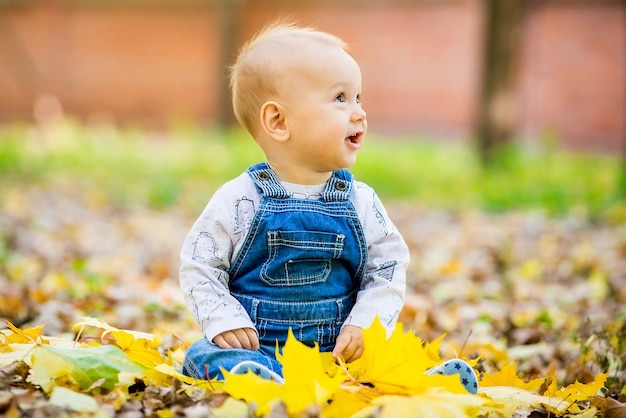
[179,183,258,345]
[342,185,410,338]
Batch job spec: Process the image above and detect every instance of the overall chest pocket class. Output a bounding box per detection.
[261,230,345,286]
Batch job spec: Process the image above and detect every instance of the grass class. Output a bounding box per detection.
[0,119,624,222]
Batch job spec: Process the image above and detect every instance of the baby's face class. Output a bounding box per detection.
[277,41,367,179]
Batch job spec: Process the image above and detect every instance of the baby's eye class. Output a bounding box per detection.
[356,95,362,104]
[334,94,346,103]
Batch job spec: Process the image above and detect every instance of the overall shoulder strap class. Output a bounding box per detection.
[246,163,289,198]
[322,169,353,202]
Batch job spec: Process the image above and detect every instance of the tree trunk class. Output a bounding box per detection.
[0,6,44,106]
[617,0,626,199]
[215,0,242,129]
[476,0,524,165]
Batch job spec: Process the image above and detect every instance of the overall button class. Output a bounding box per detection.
[334,181,347,191]
[258,171,271,180]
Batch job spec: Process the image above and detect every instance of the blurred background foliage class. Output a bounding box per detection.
[0,120,623,223]
[0,0,624,221]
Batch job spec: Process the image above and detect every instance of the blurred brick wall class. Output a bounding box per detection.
[0,2,219,126]
[0,0,623,152]
[517,1,625,152]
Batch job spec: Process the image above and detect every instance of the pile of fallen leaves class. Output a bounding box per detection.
[1,185,625,417]
[0,317,612,417]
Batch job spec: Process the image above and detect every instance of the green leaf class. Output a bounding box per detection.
[30,344,144,393]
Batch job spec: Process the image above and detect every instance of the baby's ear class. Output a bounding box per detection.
[259,101,289,142]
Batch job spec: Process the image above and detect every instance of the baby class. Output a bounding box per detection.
[179,21,476,393]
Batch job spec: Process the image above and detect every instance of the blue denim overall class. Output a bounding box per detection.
[182,163,367,380]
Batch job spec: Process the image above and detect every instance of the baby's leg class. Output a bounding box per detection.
[426,359,479,394]
[182,337,282,381]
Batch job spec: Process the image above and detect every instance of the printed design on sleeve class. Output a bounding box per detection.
[383,293,404,327]
[377,260,398,281]
[233,303,249,319]
[382,309,400,328]
[372,193,389,235]
[233,196,255,236]
[192,232,222,264]
[188,277,229,323]
[375,290,403,328]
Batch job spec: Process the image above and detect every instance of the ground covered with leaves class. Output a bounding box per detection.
[1,181,625,417]
[1,120,625,417]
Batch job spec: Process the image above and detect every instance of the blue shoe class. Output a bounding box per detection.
[426,359,479,394]
[229,360,285,384]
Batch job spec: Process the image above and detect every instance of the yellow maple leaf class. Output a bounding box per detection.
[221,372,283,415]
[479,385,567,416]
[323,384,371,417]
[151,363,222,392]
[1,322,46,346]
[353,388,487,418]
[211,397,249,418]
[480,363,544,391]
[552,373,608,402]
[344,317,467,395]
[74,317,165,368]
[278,329,344,404]
[542,372,608,414]
[74,317,156,342]
[480,372,608,416]
[223,329,343,416]
[108,330,165,368]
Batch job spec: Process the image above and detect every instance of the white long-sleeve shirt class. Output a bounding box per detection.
[179,171,409,343]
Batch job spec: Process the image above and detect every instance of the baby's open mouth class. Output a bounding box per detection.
[347,132,362,143]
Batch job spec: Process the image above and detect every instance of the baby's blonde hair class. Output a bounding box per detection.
[230,20,347,137]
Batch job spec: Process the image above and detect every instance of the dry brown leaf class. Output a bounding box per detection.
[598,396,626,418]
